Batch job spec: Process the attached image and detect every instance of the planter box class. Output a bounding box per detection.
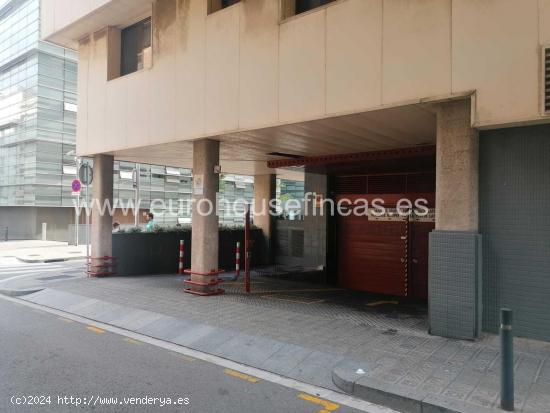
[113,229,265,276]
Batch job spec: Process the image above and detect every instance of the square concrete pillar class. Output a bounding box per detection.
[430,99,482,340]
[435,99,479,232]
[91,154,114,258]
[253,174,276,264]
[190,139,220,293]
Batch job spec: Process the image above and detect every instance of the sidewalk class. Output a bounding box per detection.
[4,273,550,413]
[0,240,87,262]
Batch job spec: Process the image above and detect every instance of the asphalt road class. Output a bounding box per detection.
[0,298,373,413]
[0,258,84,281]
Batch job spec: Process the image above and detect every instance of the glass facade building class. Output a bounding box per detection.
[0,0,78,207]
[0,0,255,239]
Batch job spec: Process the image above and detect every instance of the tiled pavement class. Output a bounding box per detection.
[15,274,550,413]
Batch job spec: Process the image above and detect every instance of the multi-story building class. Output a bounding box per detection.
[0,0,79,240]
[41,0,550,342]
[0,0,258,240]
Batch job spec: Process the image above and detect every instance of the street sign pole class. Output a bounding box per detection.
[86,174,90,261]
[79,162,93,262]
[75,157,81,246]
[134,163,140,227]
[76,194,80,245]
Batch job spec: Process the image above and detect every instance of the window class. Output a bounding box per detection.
[120,17,152,77]
[282,0,336,19]
[208,0,240,14]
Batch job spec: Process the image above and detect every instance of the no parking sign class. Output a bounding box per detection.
[71,179,82,194]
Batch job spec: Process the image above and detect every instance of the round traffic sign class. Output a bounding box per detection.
[79,164,93,185]
[71,179,82,193]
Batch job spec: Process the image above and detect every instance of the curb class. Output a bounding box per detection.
[0,288,44,297]
[331,361,497,413]
[15,256,85,264]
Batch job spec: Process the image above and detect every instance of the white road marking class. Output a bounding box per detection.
[0,261,85,283]
[0,294,396,413]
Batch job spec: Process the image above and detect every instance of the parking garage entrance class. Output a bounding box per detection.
[323,147,436,300]
[333,173,435,299]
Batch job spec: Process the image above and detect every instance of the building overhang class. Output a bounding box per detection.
[43,0,153,49]
[105,101,437,177]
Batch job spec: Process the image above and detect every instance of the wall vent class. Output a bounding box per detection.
[544,47,550,113]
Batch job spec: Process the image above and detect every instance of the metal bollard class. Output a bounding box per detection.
[178,240,185,275]
[42,223,47,241]
[235,242,241,278]
[4,226,7,242]
[500,308,514,412]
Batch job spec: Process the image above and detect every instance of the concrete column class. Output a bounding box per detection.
[253,174,276,264]
[191,139,220,292]
[430,99,482,340]
[435,99,479,231]
[91,154,114,258]
[304,172,327,270]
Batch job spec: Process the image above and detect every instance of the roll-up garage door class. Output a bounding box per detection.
[338,214,408,296]
[335,172,435,298]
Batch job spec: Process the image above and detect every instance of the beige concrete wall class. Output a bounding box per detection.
[41,0,109,41]
[54,0,550,157]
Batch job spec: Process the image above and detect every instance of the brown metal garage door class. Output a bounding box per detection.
[334,172,435,298]
[338,215,408,296]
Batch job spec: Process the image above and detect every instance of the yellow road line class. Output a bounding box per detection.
[58,317,74,323]
[367,300,399,307]
[298,393,340,412]
[252,288,343,295]
[224,281,266,285]
[223,369,259,383]
[261,294,325,305]
[123,337,141,345]
[86,326,105,334]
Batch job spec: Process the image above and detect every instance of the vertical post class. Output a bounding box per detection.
[42,223,47,241]
[179,240,185,275]
[75,156,81,246]
[500,308,514,411]
[235,242,241,277]
[86,174,90,261]
[134,163,140,227]
[244,204,251,293]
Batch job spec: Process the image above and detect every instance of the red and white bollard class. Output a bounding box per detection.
[235,242,241,278]
[178,240,185,275]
